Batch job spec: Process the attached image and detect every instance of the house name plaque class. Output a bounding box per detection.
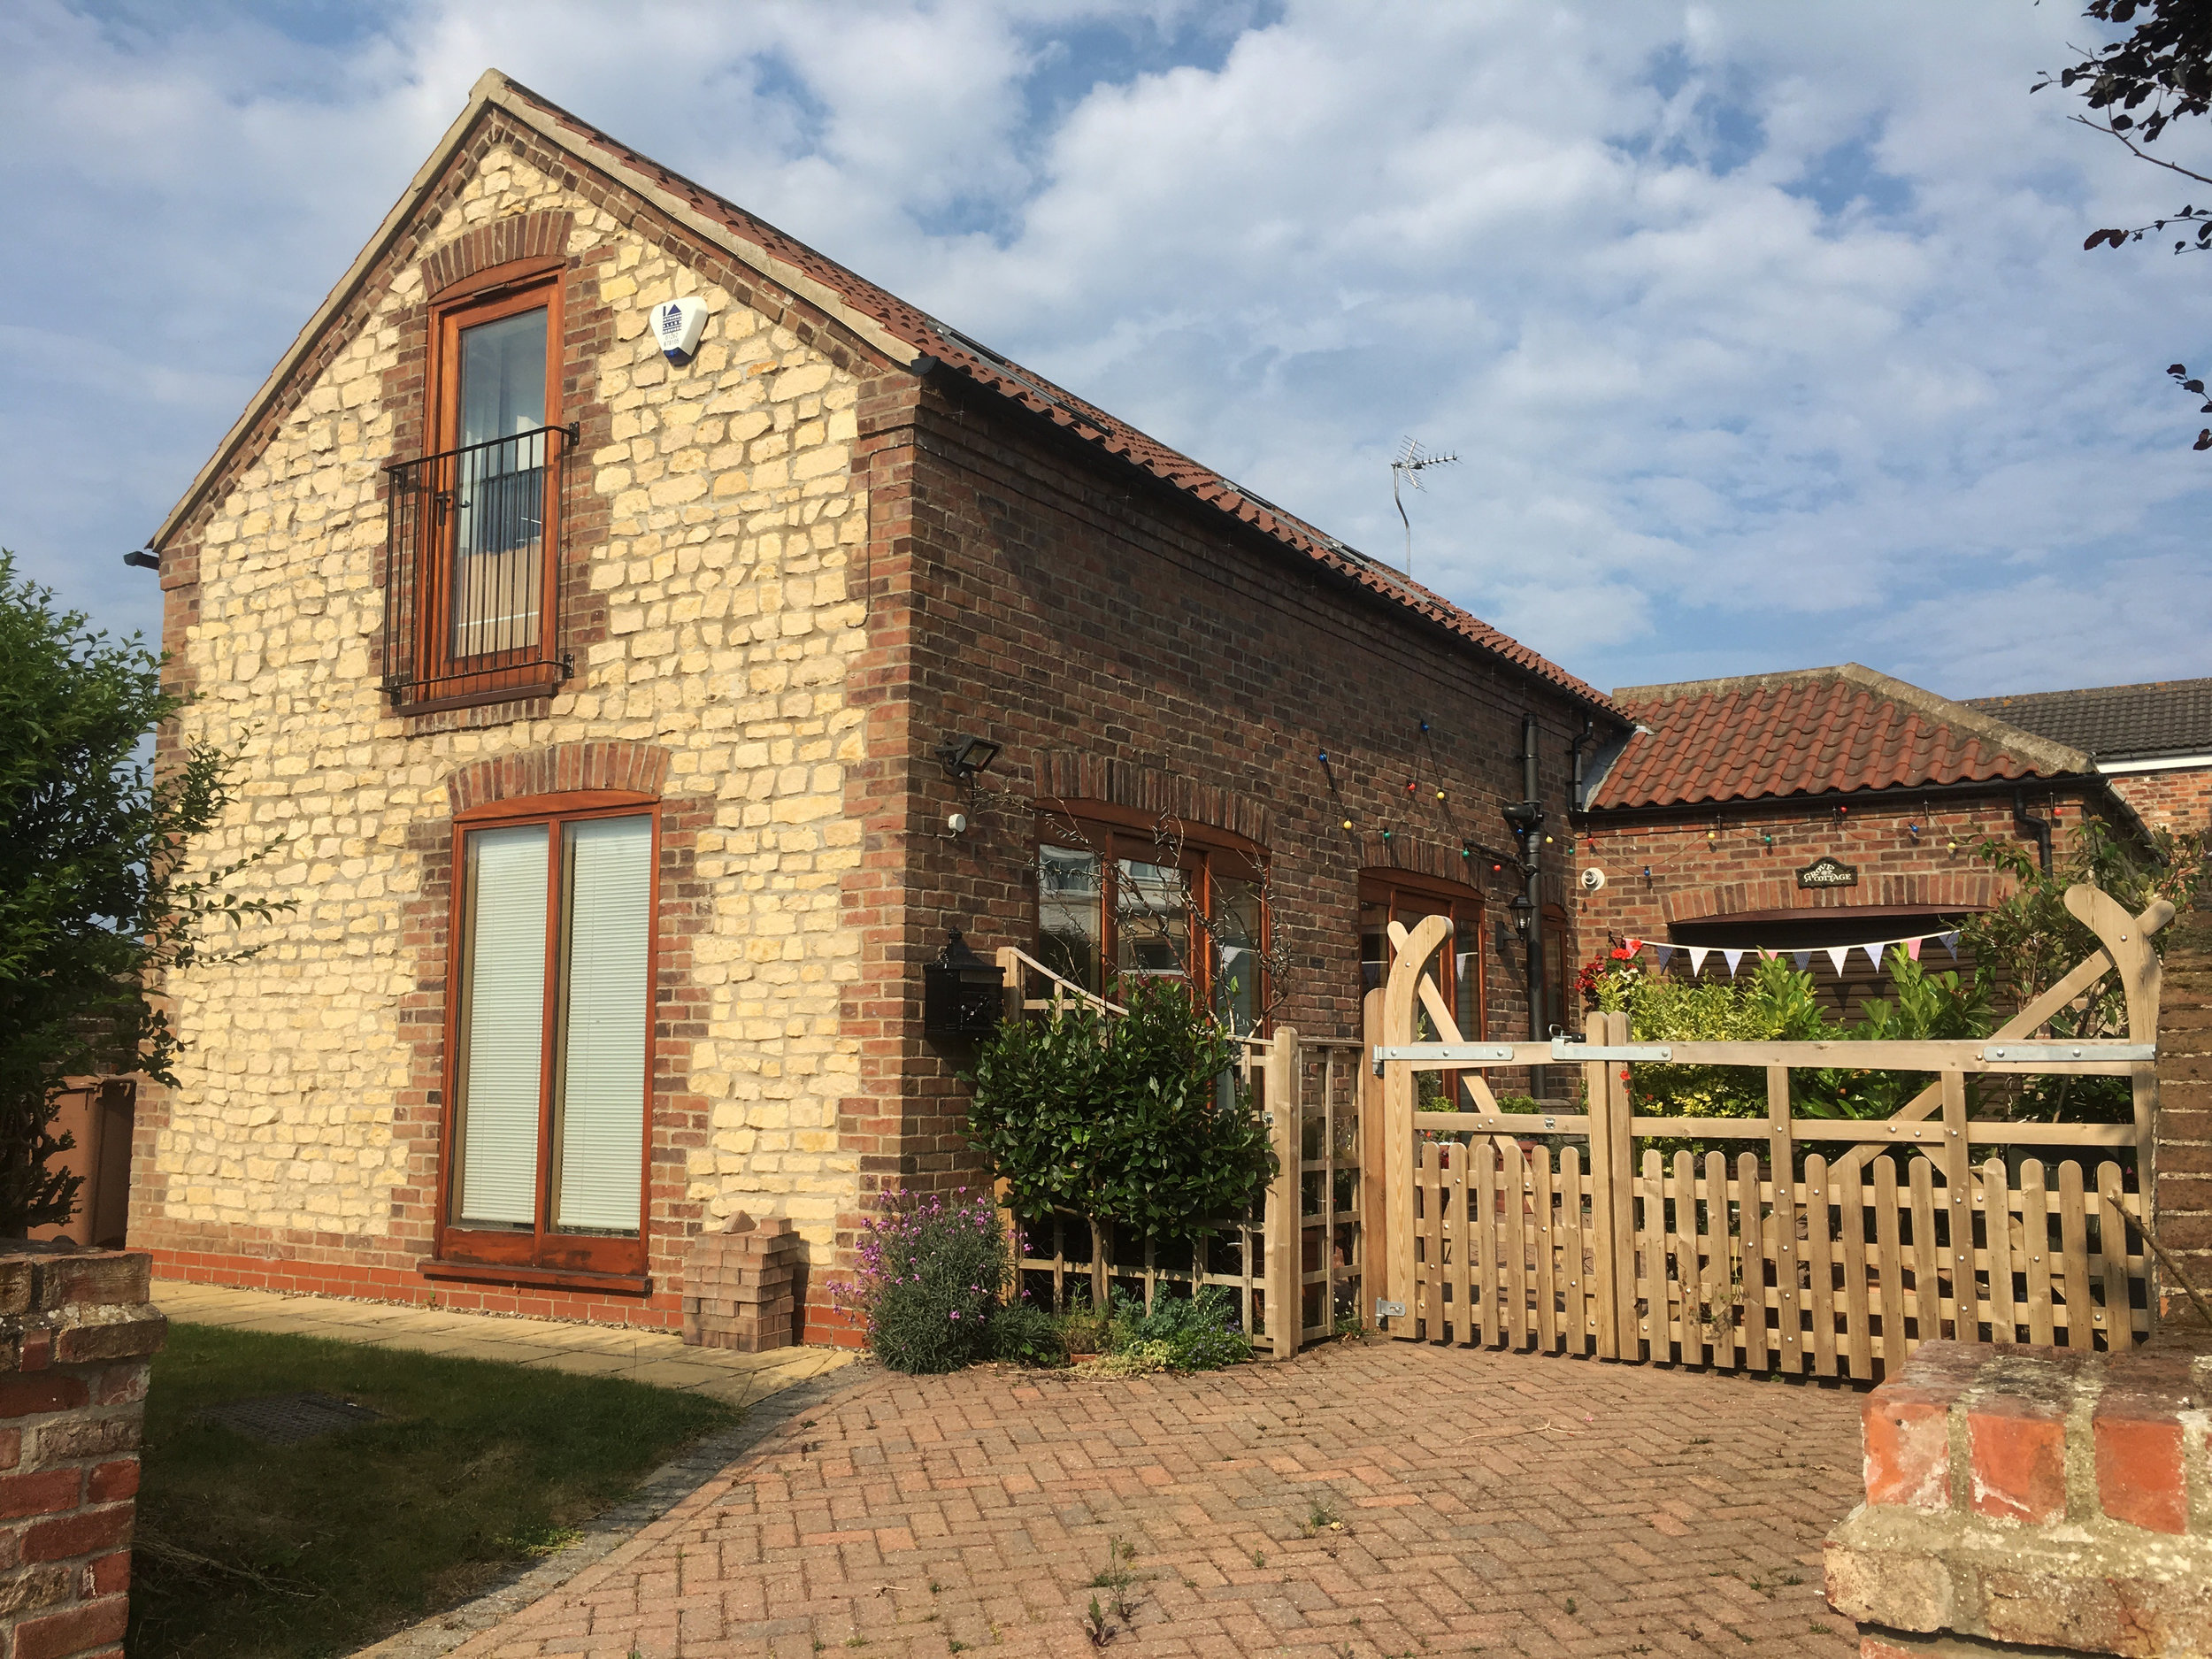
[1796,856,1858,890]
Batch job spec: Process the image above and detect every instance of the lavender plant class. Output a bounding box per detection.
[840,1190,1012,1373]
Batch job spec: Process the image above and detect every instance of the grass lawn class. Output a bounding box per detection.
[129,1322,740,1659]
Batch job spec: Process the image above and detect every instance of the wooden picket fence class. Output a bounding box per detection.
[1371,883,2173,1378]
[1404,1139,2147,1374]
[992,948,1366,1357]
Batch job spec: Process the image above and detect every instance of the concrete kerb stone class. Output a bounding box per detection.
[348,1361,887,1659]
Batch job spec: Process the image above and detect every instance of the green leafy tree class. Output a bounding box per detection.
[1954,818,2202,1118]
[0,555,280,1234]
[964,978,1276,1308]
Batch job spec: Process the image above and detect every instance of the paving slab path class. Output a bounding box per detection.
[153,1278,853,1408]
[429,1338,1863,1659]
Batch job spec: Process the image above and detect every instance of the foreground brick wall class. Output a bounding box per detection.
[2157,902,2212,1324]
[1826,1339,2212,1657]
[0,1245,165,1659]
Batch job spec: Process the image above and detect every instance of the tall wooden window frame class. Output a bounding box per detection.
[1033,810,1270,1037]
[413,257,569,710]
[434,789,660,1291]
[1359,870,1486,1105]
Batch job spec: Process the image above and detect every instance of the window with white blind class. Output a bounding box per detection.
[446,805,655,1279]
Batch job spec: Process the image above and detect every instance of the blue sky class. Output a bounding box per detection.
[4,1,2208,698]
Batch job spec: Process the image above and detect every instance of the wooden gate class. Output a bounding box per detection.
[1369,886,2170,1377]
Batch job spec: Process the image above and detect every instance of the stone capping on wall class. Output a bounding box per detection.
[1824,1337,2212,1657]
[420,207,576,298]
[444,740,673,815]
[0,1241,167,1659]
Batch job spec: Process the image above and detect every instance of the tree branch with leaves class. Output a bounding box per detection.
[0,554,288,1234]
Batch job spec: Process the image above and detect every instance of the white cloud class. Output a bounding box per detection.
[3,0,2206,696]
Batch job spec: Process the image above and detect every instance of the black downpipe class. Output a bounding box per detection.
[2013,788,2054,875]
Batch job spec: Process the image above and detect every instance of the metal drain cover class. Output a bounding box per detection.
[197,1392,382,1446]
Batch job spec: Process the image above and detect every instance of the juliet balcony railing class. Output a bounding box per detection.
[382,423,577,710]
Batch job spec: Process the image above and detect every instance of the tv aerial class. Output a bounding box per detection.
[1389,437,1459,577]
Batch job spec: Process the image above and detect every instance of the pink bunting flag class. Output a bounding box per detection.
[1906,936,1923,962]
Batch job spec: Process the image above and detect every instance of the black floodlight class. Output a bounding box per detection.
[935,734,1002,784]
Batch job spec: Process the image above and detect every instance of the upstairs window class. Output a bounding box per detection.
[384,263,573,712]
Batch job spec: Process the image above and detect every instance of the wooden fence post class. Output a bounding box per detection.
[1265,1029,1302,1359]
[1768,1064,1800,1372]
[1605,1010,1638,1356]
[1361,987,1386,1325]
[1583,1010,1620,1359]
[1941,1070,1972,1340]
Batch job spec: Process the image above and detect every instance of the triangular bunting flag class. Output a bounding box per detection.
[1906,936,1923,962]
[1793,950,1812,973]
[1940,931,1960,961]
[1653,946,1675,972]
[1861,941,1886,972]
[1624,938,1643,955]
[1687,947,1709,976]
[1723,949,1744,978]
[1826,947,1849,977]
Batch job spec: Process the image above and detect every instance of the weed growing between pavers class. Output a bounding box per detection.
[130,1322,736,1659]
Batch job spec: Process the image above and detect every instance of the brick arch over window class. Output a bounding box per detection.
[444,740,672,815]
[1037,752,1268,846]
[1663,871,2007,926]
[419,209,576,299]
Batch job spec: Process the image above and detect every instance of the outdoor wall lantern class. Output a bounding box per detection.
[923,930,1006,1039]
[935,734,1002,784]
[1508,892,1534,938]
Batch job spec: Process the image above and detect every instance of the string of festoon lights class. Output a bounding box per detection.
[1602,932,1963,979]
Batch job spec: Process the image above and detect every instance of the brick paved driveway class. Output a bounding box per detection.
[449,1340,1862,1659]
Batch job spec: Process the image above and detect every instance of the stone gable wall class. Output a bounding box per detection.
[137,118,878,1325]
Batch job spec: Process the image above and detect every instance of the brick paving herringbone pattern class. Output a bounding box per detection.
[448,1340,1861,1659]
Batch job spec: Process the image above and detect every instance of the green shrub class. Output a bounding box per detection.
[986,1298,1067,1367]
[965,979,1276,1304]
[841,1191,1010,1374]
[1106,1286,1252,1371]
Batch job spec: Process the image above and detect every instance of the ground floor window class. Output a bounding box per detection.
[443,803,656,1279]
[1034,816,1266,1035]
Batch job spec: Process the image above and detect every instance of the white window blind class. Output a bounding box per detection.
[554,816,651,1233]
[458,826,548,1226]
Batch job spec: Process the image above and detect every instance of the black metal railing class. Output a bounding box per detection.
[382,423,576,708]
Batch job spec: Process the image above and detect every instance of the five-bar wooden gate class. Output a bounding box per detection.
[1368,885,2171,1378]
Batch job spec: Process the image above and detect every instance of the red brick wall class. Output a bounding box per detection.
[2108,764,2212,836]
[0,1247,166,1659]
[833,367,1601,1260]
[1574,790,2114,954]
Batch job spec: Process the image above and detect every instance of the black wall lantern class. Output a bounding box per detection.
[923,930,1006,1039]
[1508,892,1534,938]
